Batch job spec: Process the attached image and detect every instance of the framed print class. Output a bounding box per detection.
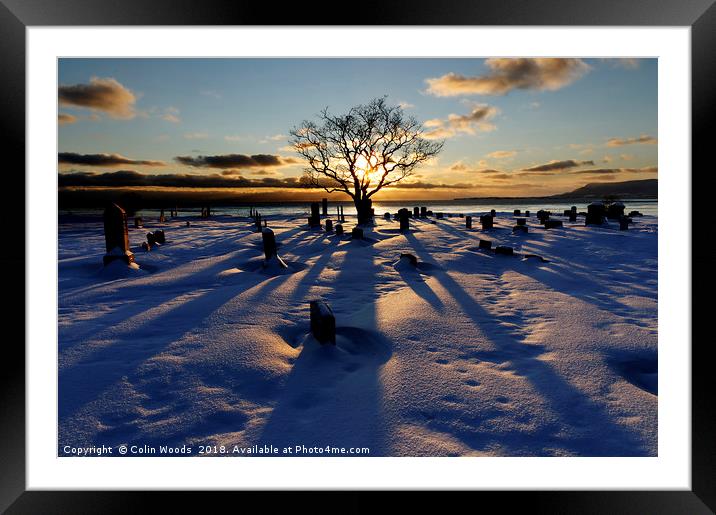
[1,0,713,512]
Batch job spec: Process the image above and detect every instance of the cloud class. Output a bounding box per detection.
[174,153,299,169]
[58,170,306,189]
[571,166,657,175]
[606,135,657,147]
[398,101,415,109]
[58,77,137,119]
[486,150,516,159]
[602,58,641,69]
[391,181,476,190]
[161,107,181,123]
[259,134,287,143]
[522,159,594,172]
[423,104,499,139]
[58,152,166,167]
[449,162,469,171]
[425,58,590,97]
[58,113,77,125]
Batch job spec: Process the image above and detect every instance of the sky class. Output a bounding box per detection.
[58,58,657,200]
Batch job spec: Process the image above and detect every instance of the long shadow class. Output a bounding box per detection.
[58,270,279,422]
[404,232,649,456]
[257,238,392,456]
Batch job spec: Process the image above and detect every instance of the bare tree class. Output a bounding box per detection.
[290,97,444,225]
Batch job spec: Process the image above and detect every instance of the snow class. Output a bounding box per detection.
[58,210,658,456]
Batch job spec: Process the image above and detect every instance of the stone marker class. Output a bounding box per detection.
[325,219,333,232]
[478,239,492,250]
[436,212,443,219]
[525,210,531,217]
[480,214,493,230]
[466,215,472,229]
[308,202,321,227]
[544,220,563,229]
[563,209,572,217]
[102,203,134,266]
[459,213,464,218]
[586,202,606,225]
[322,198,328,216]
[571,206,577,213]
[628,210,643,217]
[513,225,528,233]
[351,227,364,239]
[186,221,191,227]
[607,201,625,220]
[514,209,521,216]
[261,227,277,259]
[414,207,420,218]
[399,253,418,266]
[397,208,410,232]
[420,206,427,218]
[523,253,549,262]
[384,212,391,220]
[516,218,526,226]
[134,217,143,228]
[619,216,630,230]
[537,210,550,223]
[146,232,156,246]
[495,245,514,256]
[335,224,344,236]
[569,212,577,222]
[309,300,336,345]
[153,230,166,244]
[490,209,496,217]
[426,210,434,217]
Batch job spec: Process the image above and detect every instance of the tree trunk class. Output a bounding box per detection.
[355,195,373,225]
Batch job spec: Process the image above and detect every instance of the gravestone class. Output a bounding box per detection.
[537,210,550,223]
[322,198,328,216]
[436,212,443,219]
[607,202,625,220]
[399,212,409,233]
[569,212,577,222]
[619,216,630,230]
[146,232,156,247]
[514,209,521,216]
[495,245,514,256]
[490,209,496,217]
[478,239,492,250]
[153,230,166,244]
[310,300,336,345]
[525,210,531,217]
[384,212,391,221]
[186,221,191,227]
[571,206,577,213]
[516,218,526,226]
[426,210,434,217]
[351,227,364,239]
[420,206,427,218]
[480,214,493,230]
[325,219,333,233]
[399,253,418,266]
[563,209,571,217]
[513,225,528,233]
[544,220,563,229]
[102,203,134,266]
[414,207,420,218]
[628,210,643,217]
[335,224,344,236]
[308,202,321,227]
[466,215,472,229]
[586,202,606,225]
[261,227,278,259]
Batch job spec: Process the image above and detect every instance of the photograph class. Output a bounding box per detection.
[57,57,658,458]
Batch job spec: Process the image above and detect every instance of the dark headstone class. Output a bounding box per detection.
[103,203,134,266]
[153,230,166,244]
[480,214,493,230]
[397,208,410,232]
[569,212,577,222]
[322,198,328,216]
[563,209,572,217]
[351,227,364,240]
[513,225,528,233]
[420,206,427,218]
[586,202,606,225]
[146,232,156,246]
[571,206,577,213]
[607,202,625,220]
[490,209,496,217]
[516,218,526,226]
[478,239,492,250]
[436,212,443,219]
[399,253,418,266]
[537,210,549,223]
[619,216,630,230]
[310,300,336,345]
[261,227,278,259]
[525,210,530,217]
[495,245,514,256]
[514,209,521,216]
[159,208,165,223]
[466,215,472,229]
[414,207,420,218]
[186,221,191,227]
[544,220,563,229]
[325,219,333,233]
[335,224,344,236]
[384,212,391,220]
[628,210,643,217]
[426,210,434,217]
[309,202,321,227]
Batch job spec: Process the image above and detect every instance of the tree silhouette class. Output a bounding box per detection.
[290,97,443,225]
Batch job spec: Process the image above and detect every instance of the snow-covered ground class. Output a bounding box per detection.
[58,210,658,456]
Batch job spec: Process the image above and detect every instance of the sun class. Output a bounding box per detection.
[355,154,380,181]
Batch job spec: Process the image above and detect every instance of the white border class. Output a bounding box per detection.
[27,27,691,490]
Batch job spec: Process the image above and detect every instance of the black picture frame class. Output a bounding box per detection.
[1,0,711,512]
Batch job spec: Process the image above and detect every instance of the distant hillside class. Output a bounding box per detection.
[552,179,657,199]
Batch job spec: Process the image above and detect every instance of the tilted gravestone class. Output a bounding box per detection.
[351,227,364,240]
[310,300,336,345]
[146,232,157,246]
[495,245,514,256]
[478,239,492,250]
[153,230,166,244]
[102,203,135,266]
[466,215,472,229]
[325,219,333,233]
[384,212,391,220]
[335,224,344,236]
[261,228,288,269]
[399,253,418,266]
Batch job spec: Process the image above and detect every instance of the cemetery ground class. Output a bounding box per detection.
[58,208,658,457]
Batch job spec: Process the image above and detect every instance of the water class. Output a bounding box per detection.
[60,199,657,219]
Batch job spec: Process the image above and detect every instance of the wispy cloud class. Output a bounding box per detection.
[522,159,594,172]
[58,152,166,167]
[425,58,590,97]
[160,106,181,123]
[606,134,657,147]
[58,113,77,125]
[423,104,499,139]
[174,153,299,169]
[184,131,209,140]
[486,150,516,159]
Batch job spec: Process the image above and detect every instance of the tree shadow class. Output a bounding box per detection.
[404,232,650,456]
